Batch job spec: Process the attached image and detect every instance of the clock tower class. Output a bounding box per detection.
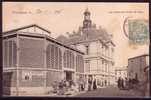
[83,8,92,29]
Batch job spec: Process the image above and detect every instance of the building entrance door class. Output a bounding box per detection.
[65,71,73,81]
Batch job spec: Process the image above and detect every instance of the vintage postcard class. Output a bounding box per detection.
[2,2,149,97]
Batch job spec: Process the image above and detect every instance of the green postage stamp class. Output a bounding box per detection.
[128,19,149,45]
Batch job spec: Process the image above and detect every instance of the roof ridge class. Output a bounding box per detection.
[3,24,51,34]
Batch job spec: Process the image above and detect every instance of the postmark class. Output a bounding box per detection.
[123,17,149,47]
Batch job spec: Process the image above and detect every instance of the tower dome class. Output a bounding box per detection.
[84,7,91,15]
[83,7,92,29]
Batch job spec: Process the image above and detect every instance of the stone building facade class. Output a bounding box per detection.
[128,54,149,96]
[128,54,149,83]
[3,25,84,96]
[56,8,116,87]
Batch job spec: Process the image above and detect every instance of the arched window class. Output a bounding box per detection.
[46,44,62,69]
[64,50,74,69]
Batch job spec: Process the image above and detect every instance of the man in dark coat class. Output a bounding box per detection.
[121,78,124,89]
[117,77,121,89]
[88,77,92,91]
[93,79,97,90]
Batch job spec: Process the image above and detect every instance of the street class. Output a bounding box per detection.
[74,85,144,97]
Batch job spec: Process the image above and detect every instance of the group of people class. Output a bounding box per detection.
[51,77,99,95]
[51,79,76,95]
[78,77,85,92]
[88,77,97,91]
[117,77,127,89]
[117,77,139,90]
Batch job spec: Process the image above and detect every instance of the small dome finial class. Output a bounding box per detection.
[86,6,89,11]
[84,6,90,15]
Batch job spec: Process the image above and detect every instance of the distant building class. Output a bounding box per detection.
[3,24,84,96]
[57,8,116,87]
[115,67,128,82]
[128,54,149,96]
[128,54,149,82]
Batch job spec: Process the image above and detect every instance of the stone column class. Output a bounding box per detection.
[16,34,19,96]
[44,36,47,93]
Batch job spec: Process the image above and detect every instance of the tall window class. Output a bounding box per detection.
[102,60,104,71]
[85,60,90,72]
[86,45,89,55]
[105,46,108,56]
[102,45,105,55]
[3,40,17,67]
[76,55,84,73]
[58,49,62,69]
[64,50,74,69]
[46,44,62,69]
[111,48,114,58]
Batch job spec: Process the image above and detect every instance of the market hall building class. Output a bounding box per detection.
[56,8,116,87]
[2,24,84,96]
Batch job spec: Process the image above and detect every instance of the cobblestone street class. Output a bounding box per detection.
[74,85,145,97]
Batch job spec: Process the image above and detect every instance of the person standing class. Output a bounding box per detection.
[129,78,132,89]
[117,77,120,89]
[58,80,64,95]
[125,78,129,90]
[121,78,124,89]
[93,79,97,90]
[88,77,92,91]
[118,77,122,89]
[78,76,83,92]
[78,77,81,92]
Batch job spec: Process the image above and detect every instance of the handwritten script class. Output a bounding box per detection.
[12,9,64,15]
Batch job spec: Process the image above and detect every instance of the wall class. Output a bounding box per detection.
[19,36,45,68]
[3,37,17,68]
[128,55,148,82]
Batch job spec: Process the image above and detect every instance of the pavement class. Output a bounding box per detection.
[74,85,147,97]
[8,85,148,97]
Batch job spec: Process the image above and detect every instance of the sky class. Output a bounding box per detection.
[3,2,149,68]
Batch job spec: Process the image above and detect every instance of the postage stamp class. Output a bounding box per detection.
[128,19,149,45]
